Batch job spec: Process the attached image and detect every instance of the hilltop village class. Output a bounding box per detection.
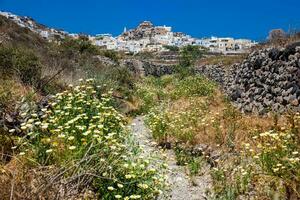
[0,11,257,54]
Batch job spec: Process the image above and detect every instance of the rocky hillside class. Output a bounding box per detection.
[0,11,68,41]
[197,42,300,114]
[119,21,169,41]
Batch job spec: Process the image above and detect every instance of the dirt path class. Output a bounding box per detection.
[131,116,212,200]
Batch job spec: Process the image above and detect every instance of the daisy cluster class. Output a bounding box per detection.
[13,79,167,199]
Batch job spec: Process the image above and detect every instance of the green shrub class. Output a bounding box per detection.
[171,76,216,99]
[13,49,41,86]
[0,46,41,87]
[135,77,168,113]
[15,79,167,199]
[145,108,169,143]
[101,50,120,63]
[176,45,205,78]
[89,65,136,101]
[163,45,179,52]
[179,45,203,68]
[210,160,253,200]
[244,127,300,198]
[174,146,203,176]
[60,37,99,58]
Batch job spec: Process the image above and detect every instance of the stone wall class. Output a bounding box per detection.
[197,43,300,114]
[122,59,175,77]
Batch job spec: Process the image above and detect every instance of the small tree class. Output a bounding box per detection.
[176,45,204,78]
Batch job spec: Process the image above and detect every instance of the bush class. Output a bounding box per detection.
[163,45,179,52]
[211,113,300,199]
[15,80,167,199]
[135,75,215,114]
[89,65,136,101]
[176,45,205,77]
[135,77,168,113]
[179,45,203,67]
[101,50,120,63]
[0,46,41,87]
[145,108,169,143]
[243,125,300,198]
[171,75,216,99]
[60,37,99,58]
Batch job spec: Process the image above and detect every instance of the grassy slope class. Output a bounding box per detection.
[137,74,300,199]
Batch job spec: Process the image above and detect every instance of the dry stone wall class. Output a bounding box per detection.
[197,43,300,114]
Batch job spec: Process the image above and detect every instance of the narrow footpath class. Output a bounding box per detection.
[130,116,212,200]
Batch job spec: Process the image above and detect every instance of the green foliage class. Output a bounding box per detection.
[243,124,300,198]
[135,76,170,113]
[167,100,209,144]
[138,75,216,145]
[223,103,240,150]
[174,146,203,176]
[145,108,169,142]
[0,46,41,87]
[188,157,203,176]
[135,75,215,114]
[0,46,15,76]
[101,50,120,63]
[60,37,99,58]
[89,65,136,100]
[171,75,216,99]
[163,45,179,52]
[210,162,252,200]
[15,80,167,199]
[176,45,205,77]
[180,45,203,66]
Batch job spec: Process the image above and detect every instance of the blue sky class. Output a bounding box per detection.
[1,0,300,41]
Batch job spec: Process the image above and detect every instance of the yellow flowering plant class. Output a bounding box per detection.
[16,79,167,199]
[247,128,300,197]
[145,107,169,143]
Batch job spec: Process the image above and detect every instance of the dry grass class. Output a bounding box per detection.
[167,90,286,150]
[0,78,41,112]
[197,54,246,67]
[0,157,97,200]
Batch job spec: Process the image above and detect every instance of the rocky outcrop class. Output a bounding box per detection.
[197,43,300,114]
[120,21,169,41]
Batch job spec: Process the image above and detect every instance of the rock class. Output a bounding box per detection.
[268,48,282,61]
[191,144,209,156]
[276,96,284,103]
[230,89,242,101]
[291,99,299,106]
[244,104,252,113]
[196,45,300,114]
[4,114,13,123]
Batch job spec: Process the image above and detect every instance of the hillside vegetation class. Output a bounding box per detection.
[0,16,300,200]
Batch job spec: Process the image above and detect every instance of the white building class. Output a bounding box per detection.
[199,37,256,53]
[93,34,117,50]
